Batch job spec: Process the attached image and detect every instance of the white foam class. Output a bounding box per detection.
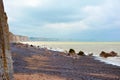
[47,47,65,52]
[95,56,120,67]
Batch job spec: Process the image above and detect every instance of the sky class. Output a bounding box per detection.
[3,0,120,41]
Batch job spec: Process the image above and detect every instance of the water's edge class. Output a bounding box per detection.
[21,41,120,67]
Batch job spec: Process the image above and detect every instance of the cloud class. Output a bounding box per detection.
[4,0,43,8]
[3,0,120,41]
[81,0,120,30]
[41,21,88,34]
[4,0,103,23]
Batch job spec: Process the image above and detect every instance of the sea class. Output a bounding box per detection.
[21,41,120,67]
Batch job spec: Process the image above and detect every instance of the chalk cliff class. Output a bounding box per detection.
[0,0,13,80]
[9,32,29,42]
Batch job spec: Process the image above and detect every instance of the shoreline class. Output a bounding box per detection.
[21,41,120,44]
[11,43,120,80]
[20,41,120,54]
[95,56,120,67]
[20,41,120,67]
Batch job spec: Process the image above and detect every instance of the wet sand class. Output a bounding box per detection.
[10,43,120,80]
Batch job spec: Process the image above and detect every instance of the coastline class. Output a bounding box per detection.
[11,43,120,80]
[20,41,120,66]
[21,41,120,53]
[21,41,120,44]
[95,56,120,67]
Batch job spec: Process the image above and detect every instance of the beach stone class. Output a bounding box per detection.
[100,51,109,58]
[109,51,118,57]
[88,53,93,56]
[30,45,34,47]
[68,49,76,56]
[77,51,85,56]
[100,51,118,58]
[0,0,13,79]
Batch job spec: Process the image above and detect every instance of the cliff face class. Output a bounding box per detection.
[0,0,13,80]
[9,32,29,42]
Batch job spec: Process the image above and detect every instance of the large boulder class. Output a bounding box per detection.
[68,49,76,56]
[100,51,118,58]
[100,51,108,58]
[109,51,118,57]
[77,51,85,56]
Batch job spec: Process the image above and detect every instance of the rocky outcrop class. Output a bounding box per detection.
[77,51,86,56]
[0,0,13,80]
[9,32,29,42]
[100,51,118,58]
[68,49,76,56]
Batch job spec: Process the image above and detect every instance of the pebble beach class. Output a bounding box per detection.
[11,43,120,80]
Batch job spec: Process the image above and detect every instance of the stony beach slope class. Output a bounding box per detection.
[10,43,120,80]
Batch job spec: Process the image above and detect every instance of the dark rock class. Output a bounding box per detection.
[100,51,107,58]
[100,51,118,58]
[109,51,118,57]
[77,51,85,56]
[88,53,93,56]
[30,45,34,47]
[68,49,76,56]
